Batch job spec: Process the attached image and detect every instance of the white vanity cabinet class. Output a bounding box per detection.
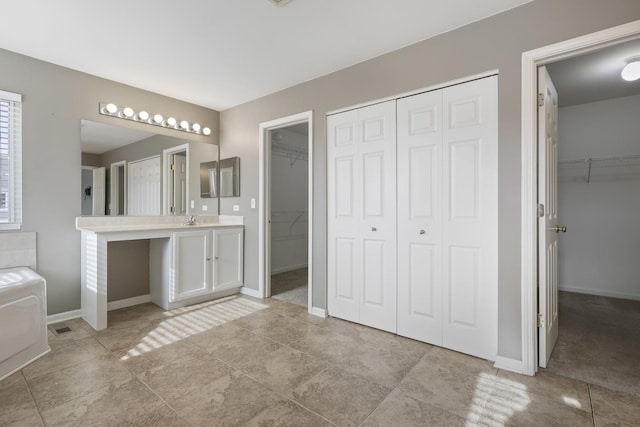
[152,226,244,310]
[172,229,211,302]
[211,227,244,291]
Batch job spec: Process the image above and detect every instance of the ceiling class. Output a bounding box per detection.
[0,0,531,111]
[546,38,640,107]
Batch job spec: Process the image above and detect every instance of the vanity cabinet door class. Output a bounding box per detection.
[211,227,244,291]
[172,230,211,301]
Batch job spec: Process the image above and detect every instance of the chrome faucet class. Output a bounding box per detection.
[185,215,197,226]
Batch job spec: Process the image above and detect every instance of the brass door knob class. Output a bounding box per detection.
[553,225,567,233]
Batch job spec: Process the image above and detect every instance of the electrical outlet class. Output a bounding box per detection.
[251,198,256,209]
[233,205,240,212]
[202,205,208,211]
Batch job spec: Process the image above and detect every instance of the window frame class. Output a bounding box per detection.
[0,89,23,231]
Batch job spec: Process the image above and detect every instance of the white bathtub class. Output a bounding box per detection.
[0,267,50,381]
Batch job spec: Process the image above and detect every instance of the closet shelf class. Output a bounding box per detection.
[559,154,640,183]
[272,141,308,165]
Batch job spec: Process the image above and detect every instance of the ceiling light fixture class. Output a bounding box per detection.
[268,0,293,7]
[99,102,212,137]
[621,57,640,81]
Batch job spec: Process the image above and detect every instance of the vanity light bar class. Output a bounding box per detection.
[98,102,212,136]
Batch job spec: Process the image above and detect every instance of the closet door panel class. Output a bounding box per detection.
[397,90,443,344]
[327,111,360,323]
[442,76,498,360]
[358,101,397,333]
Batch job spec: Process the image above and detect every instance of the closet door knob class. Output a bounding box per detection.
[553,225,567,233]
[419,229,426,235]
[371,227,377,232]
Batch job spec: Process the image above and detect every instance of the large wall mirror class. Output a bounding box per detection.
[80,120,219,216]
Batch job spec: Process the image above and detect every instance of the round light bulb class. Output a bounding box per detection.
[621,59,640,81]
[192,123,201,132]
[202,127,211,136]
[138,111,149,121]
[105,103,118,114]
[180,120,189,130]
[166,117,177,127]
[153,114,164,124]
[123,107,134,118]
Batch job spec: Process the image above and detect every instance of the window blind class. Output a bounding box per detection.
[0,89,22,229]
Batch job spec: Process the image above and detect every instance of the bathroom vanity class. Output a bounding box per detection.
[76,215,244,331]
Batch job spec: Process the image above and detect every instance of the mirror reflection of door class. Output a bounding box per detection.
[110,161,126,215]
[171,152,187,215]
[81,166,105,216]
[220,166,234,197]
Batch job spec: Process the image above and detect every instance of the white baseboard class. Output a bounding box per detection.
[47,309,81,325]
[271,263,308,275]
[559,286,640,302]
[494,356,524,374]
[107,294,152,311]
[309,306,327,318]
[47,295,152,325]
[241,287,263,298]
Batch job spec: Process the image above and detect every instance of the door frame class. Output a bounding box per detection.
[162,144,189,216]
[520,19,640,376]
[258,111,316,314]
[110,160,127,216]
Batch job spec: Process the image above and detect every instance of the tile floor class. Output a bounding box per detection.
[547,291,640,396]
[2,294,639,426]
[271,268,308,307]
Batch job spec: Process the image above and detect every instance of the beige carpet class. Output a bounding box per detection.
[271,267,308,307]
[545,291,640,396]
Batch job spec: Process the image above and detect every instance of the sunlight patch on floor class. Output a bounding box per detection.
[118,296,268,361]
[467,372,532,426]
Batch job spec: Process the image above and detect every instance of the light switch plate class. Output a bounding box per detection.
[251,198,256,209]
[233,205,240,211]
[202,205,208,211]
[190,200,195,209]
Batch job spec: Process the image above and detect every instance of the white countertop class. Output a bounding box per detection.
[76,215,244,233]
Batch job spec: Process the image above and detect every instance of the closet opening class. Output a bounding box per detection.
[521,20,640,383]
[258,111,315,313]
[268,123,309,306]
[537,39,640,394]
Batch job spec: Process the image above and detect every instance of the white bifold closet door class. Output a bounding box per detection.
[128,156,162,216]
[397,76,498,360]
[327,100,397,333]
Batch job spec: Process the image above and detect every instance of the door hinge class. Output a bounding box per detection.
[170,206,175,214]
[170,164,175,171]
[537,203,545,218]
[537,313,545,328]
[538,93,545,108]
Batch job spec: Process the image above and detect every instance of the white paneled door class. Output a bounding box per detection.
[128,156,161,216]
[440,77,498,361]
[397,89,444,344]
[329,76,497,360]
[397,76,498,360]
[538,66,560,368]
[327,100,397,333]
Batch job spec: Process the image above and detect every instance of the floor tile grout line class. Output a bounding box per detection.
[19,370,47,427]
[108,338,196,427]
[236,366,338,426]
[22,336,109,383]
[588,383,596,427]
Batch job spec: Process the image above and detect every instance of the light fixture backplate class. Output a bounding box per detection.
[268,0,292,7]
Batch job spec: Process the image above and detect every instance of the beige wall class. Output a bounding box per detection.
[0,48,219,315]
[219,0,640,361]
